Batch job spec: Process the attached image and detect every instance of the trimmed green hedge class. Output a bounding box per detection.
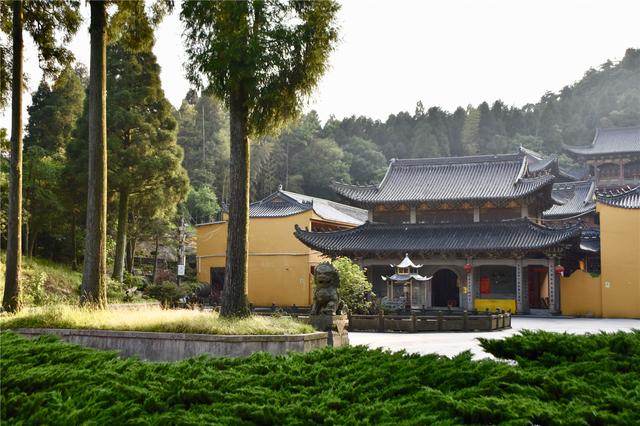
[1,330,639,424]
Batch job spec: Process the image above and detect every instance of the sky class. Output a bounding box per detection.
[1,0,640,132]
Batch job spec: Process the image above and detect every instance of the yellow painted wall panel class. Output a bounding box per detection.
[560,271,602,317]
[196,211,324,306]
[597,203,640,318]
[474,299,516,313]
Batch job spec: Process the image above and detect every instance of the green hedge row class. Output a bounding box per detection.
[2,330,639,425]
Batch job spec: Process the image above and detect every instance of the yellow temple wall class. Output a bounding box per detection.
[196,212,322,307]
[597,203,640,318]
[560,271,602,317]
[474,299,516,313]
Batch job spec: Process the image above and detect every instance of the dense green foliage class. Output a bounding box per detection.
[332,257,374,314]
[1,330,639,424]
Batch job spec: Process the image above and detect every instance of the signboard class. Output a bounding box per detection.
[177,264,185,276]
[479,276,491,294]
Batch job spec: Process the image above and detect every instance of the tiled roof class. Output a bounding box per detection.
[544,180,596,219]
[247,190,367,224]
[249,192,312,218]
[332,153,554,206]
[280,190,367,225]
[596,185,640,209]
[564,126,640,157]
[580,228,600,253]
[294,219,581,256]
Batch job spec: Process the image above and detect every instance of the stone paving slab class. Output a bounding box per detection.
[349,317,640,359]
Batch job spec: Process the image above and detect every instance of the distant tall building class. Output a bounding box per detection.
[564,126,640,188]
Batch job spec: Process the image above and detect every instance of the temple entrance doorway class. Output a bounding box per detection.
[432,269,459,308]
[528,266,549,309]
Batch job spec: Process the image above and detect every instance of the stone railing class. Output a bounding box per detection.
[349,311,511,333]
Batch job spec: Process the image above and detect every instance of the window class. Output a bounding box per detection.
[598,163,620,179]
[479,207,520,222]
[417,209,473,224]
[624,161,640,180]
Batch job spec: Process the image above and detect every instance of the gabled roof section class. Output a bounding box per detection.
[244,189,366,224]
[332,152,554,206]
[249,191,313,218]
[280,190,367,225]
[596,185,640,209]
[544,179,596,219]
[564,126,640,157]
[294,219,581,256]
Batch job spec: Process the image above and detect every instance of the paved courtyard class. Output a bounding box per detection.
[349,317,640,359]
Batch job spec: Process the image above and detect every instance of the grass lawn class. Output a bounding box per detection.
[0,305,314,335]
[1,330,639,424]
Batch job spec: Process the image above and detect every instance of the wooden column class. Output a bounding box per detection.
[548,257,558,313]
[473,206,480,223]
[619,160,625,183]
[516,258,524,314]
[409,207,416,224]
[466,267,473,310]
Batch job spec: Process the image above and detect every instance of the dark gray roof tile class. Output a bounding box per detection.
[294,219,581,256]
[332,153,554,206]
[596,185,640,209]
[544,180,596,219]
[564,126,640,157]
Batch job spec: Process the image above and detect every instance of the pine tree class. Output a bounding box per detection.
[182,0,340,317]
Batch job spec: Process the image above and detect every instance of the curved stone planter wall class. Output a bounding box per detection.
[16,328,329,361]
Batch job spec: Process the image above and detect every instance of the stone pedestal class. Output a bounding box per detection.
[309,314,349,347]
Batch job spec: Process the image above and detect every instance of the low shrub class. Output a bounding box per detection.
[331,257,375,314]
[1,330,639,424]
[145,281,190,308]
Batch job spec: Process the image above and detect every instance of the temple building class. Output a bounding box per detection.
[295,150,584,315]
[196,188,366,307]
[564,126,640,188]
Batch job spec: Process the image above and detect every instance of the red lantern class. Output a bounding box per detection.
[555,265,565,276]
[464,263,473,274]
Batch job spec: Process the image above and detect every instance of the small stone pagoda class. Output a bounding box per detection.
[382,254,431,310]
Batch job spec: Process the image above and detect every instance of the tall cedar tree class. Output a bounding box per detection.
[23,67,85,259]
[80,0,171,306]
[181,1,339,317]
[1,0,81,312]
[105,43,189,282]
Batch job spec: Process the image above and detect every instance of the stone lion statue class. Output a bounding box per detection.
[311,263,345,315]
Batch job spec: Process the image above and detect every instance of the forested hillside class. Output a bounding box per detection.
[1,48,638,264]
[175,48,640,204]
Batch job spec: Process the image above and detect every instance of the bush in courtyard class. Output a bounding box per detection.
[123,271,147,291]
[145,281,189,308]
[23,272,49,306]
[331,257,374,314]
[1,330,639,424]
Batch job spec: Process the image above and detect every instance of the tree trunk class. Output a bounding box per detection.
[111,189,129,282]
[152,233,159,284]
[126,238,136,274]
[80,0,108,307]
[3,1,23,313]
[28,230,37,258]
[220,87,250,318]
[71,213,78,270]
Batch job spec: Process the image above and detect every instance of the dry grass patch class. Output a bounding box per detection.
[0,305,314,335]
